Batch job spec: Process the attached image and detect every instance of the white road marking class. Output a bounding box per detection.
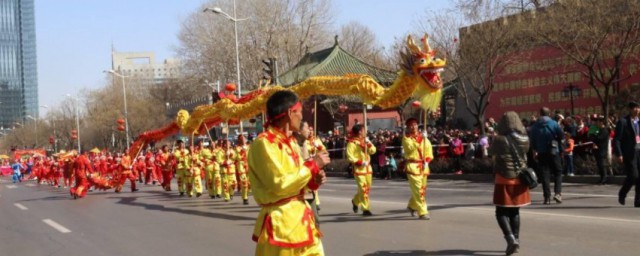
[6,185,17,189]
[14,203,28,210]
[42,219,71,233]
[25,183,35,187]
[463,206,640,224]
[320,195,640,224]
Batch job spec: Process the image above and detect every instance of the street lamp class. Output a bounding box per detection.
[66,94,81,152]
[105,70,131,150]
[26,115,38,147]
[203,2,249,132]
[562,83,582,116]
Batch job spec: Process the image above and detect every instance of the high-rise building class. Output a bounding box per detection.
[0,0,38,129]
[111,51,180,84]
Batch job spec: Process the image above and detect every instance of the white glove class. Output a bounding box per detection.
[361,161,368,167]
[365,138,371,143]
[422,132,428,138]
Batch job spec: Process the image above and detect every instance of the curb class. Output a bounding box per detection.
[326,172,626,185]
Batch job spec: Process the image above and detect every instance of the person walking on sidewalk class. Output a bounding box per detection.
[614,101,640,207]
[530,107,564,204]
[490,111,531,255]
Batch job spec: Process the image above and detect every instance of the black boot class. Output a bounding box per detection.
[505,234,519,255]
[618,190,626,205]
[496,215,519,255]
[510,214,520,253]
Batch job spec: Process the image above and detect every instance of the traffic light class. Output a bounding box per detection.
[262,57,278,85]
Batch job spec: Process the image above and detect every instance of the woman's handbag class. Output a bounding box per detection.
[506,135,539,189]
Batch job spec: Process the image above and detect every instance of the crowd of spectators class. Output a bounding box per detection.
[318,110,618,180]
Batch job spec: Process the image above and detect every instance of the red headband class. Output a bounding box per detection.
[268,101,302,122]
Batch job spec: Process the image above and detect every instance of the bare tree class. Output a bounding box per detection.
[420,2,531,133]
[532,0,640,123]
[176,0,334,95]
[337,21,391,69]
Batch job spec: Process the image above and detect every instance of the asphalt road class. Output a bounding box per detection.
[1,176,638,256]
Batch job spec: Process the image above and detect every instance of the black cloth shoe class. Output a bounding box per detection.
[179,192,185,197]
[243,199,249,205]
[352,200,358,213]
[543,197,551,205]
[407,207,416,217]
[362,210,373,216]
[196,193,202,197]
[132,189,139,192]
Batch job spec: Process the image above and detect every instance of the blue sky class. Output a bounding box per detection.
[35,0,454,116]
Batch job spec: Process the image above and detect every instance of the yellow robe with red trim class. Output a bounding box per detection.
[346,138,376,212]
[402,134,434,216]
[248,126,323,256]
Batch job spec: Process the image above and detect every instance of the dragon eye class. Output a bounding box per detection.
[419,59,426,64]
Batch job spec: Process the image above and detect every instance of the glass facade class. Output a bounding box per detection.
[0,0,38,129]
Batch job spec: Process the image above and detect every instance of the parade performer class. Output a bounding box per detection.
[144,151,157,185]
[200,141,217,198]
[186,145,203,197]
[235,135,250,205]
[306,127,326,211]
[173,140,190,196]
[248,90,329,256]
[115,152,138,193]
[402,118,433,220]
[70,152,92,199]
[213,140,224,198]
[62,152,74,188]
[135,155,146,184]
[347,124,376,216]
[221,139,237,201]
[157,145,172,191]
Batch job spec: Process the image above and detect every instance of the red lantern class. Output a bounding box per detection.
[225,83,237,92]
[117,118,125,125]
[411,101,421,108]
[117,125,125,131]
[49,136,54,144]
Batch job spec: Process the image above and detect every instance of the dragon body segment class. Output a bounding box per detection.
[128,34,445,158]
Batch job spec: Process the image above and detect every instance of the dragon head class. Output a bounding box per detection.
[176,109,190,131]
[401,34,446,91]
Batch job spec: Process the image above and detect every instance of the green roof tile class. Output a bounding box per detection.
[279,43,397,86]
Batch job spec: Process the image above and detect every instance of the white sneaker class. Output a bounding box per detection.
[568,173,575,177]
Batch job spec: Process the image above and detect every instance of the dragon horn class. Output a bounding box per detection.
[422,33,433,55]
[406,35,421,55]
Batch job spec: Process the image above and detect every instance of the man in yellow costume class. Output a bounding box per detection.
[200,141,218,199]
[248,90,329,256]
[213,140,224,198]
[173,140,190,196]
[185,143,203,197]
[235,135,251,205]
[347,124,376,216]
[402,118,433,220]
[302,123,326,211]
[221,139,237,201]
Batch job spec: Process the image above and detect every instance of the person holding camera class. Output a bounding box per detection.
[490,111,531,256]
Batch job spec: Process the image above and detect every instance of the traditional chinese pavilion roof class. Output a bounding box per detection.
[278,37,397,86]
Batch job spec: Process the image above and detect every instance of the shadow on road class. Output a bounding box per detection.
[363,249,503,256]
[108,192,255,221]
